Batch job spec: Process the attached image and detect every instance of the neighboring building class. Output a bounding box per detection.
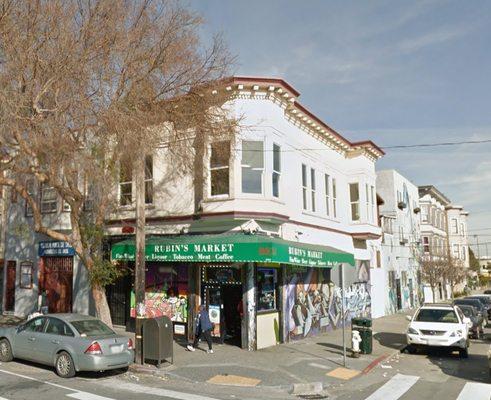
[445,205,470,269]
[418,185,451,302]
[0,186,5,311]
[2,76,384,351]
[478,256,491,278]
[372,170,421,318]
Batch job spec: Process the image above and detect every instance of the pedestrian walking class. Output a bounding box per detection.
[187,305,214,354]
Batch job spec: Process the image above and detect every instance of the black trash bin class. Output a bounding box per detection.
[351,317,373,354]
[142,316,174,367]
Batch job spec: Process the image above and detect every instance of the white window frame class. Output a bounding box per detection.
[423,236,430,253]
[349,182,360,221]
[241,140,264,195]
[40,184,58,214]
[209,141,231,197]
[452,244,460,259]
[332,178,337,218]
[272,143,281,198]
[324,174,330,217]
[371,185,376,223]
[462,246,466,260]
[460,222,465,237]
[119,160,133,206]
[310,168,316,212]
[302,164,308,210]
[366,184,370,222]
[450,218,458,234]
[421,205,428,222]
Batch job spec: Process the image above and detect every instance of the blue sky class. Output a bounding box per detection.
[190,0,491,254]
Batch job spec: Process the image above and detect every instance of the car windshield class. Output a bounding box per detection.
[415,309,459,323]
[71,320,114,336]
[460,308,474,317]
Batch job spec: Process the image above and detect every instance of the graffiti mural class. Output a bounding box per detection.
[286,261,371,340]
[130,263,188,322]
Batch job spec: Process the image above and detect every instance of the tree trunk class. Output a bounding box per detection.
[92,284,112,327]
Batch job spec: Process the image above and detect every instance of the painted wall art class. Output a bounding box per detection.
[286,261,371,340]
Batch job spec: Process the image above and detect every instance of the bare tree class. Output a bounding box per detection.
[441,257,468,299]
[0,0,235,324]
[420,256,446,303]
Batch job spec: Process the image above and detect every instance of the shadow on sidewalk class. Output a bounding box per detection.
[373,332,407,350]
[317,342,344,356]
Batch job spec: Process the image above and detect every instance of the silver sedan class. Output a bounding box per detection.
[0,313,134,378]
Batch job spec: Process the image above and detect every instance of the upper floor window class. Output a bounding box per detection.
[452,244,460,258]
[40,184,57,213]
[460,222,465,237]
[324,174,330,217]
[383,217,394,234]
[461,246,466,260]
[210,141,230,196]
[272,144,281,198]
[371,185,375,222]
[349,183,360,221]
[332,178,337,218]
[366,184,370,222]
[423,236,430,253]
[450,218,458,234]
[25,179,35,217]
[242,141,263,194]
[310,168,316,212]
[144,155,153,204]
[421,205,428,222]
[119,160,133,206]
[302,164,308,210]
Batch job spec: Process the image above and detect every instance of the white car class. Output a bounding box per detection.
[406,303,471,358]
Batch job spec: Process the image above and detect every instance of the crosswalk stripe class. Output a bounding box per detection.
[365,373,419,400]
[66,393,115,400]
[456,382,491,400]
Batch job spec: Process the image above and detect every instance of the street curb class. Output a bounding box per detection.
[362,346,406,375]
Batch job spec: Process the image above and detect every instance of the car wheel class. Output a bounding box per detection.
[459,347,469,359]
[55,351,76,378]
[0,339,13,362]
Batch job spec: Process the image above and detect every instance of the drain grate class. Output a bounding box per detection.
[297,395,329,400]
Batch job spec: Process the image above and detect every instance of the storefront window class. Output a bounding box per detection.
[257,267,277,312]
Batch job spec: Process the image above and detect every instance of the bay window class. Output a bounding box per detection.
[272,144,281,198]
[210,141,230,196]
[332,178,337,217]
[302,164,308,210]
[324,174,330,216]
[349,183,360,221]
[451,218,458,234]
[242,141,264,194]
[423,236,430,253]
[310,168,316,212]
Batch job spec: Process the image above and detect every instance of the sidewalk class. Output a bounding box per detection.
[124,312,413,390]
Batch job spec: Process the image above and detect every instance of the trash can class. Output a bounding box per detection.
[351,317,373,355]
[142,316,174,367]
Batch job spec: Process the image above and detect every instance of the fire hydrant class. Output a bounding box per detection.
[351,330,362,358]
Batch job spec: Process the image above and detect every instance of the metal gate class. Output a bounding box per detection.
[107,274,131,327]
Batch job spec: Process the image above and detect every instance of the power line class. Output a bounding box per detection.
[381,138,491,149]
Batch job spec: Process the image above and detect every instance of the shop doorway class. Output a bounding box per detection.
[201,265,242,347]
[107,273,132,328]
[4,261,16,312]
[42,257,73,313]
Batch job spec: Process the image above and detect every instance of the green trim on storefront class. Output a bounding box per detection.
[111,234,355,267]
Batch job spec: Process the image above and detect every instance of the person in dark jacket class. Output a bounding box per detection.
[187,305,214,353]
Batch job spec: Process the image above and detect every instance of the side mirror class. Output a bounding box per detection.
[406,315,412,321]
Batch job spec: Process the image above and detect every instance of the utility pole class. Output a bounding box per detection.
[134,153,146,364]
[339,263,346,368]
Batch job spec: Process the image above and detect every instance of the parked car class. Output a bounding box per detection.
[454,298,488,326]
[406,303,471,358]
[484,289,491,295]
[0,314,134,378]
[488,344,491,376]
[456,304,484,339]
[466,295,491,320]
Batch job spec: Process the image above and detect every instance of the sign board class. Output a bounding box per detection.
[38,241,75,257]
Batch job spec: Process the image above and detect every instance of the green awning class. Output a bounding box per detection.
[111,234,354,267]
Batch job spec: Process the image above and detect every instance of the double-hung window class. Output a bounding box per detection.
[119,160,133,206]
[332,178,337,217]
[324,174,330,216]
[451,218,458,234]
[40,184,58,213]
[25,179,35,217]
[302,164,308,210]
[272,144,281,198]
[210,141,230,196]
[423,236,430,253]
[349,183,360,221]
[366,184,370,222]
[421,205,428,222]
[371,186,375,222]
[453,244,460,258]
[310,168,316,212]
[242,141,264,194]
[460,223,465,237]
[145,155,154,204]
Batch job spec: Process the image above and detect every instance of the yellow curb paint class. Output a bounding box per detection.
[326,367,360,380]
[207,374,261,387]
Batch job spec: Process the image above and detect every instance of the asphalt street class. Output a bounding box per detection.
[328,328,491,400]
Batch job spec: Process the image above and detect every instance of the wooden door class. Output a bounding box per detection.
[42,257,73,313]
[5,261,16,312]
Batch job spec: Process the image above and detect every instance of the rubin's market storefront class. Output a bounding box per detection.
[111,234,355,350]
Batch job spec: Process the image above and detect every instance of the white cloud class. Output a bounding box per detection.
[397,25,471,54]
